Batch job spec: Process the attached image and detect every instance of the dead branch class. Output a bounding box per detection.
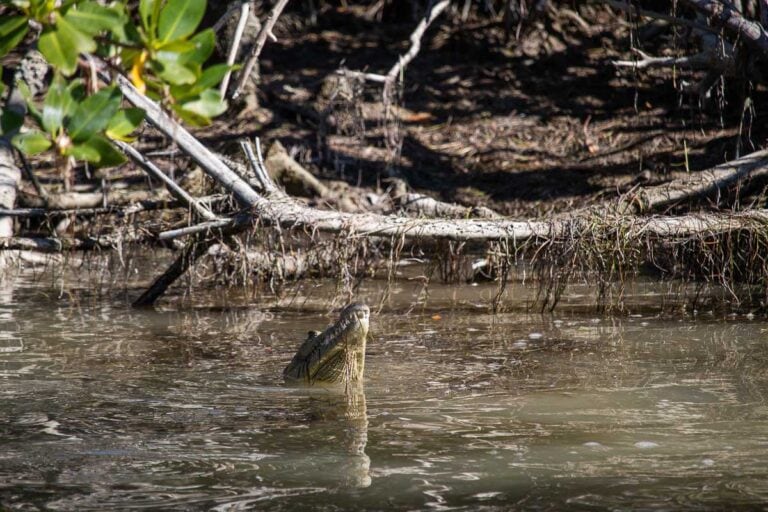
[681,0,768,58]
[219,1,251,97]
[612,47,735,74]
[133,232,226,307]
[19,188,168,209]
[231,0,290,99]
[116,75,262,208]
[115,140,219,221]
[385,0,451,84]
[627,149,768,212]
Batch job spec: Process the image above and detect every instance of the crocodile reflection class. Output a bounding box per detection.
[284,303,372,487]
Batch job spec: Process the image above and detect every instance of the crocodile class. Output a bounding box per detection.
[283,303,370,389]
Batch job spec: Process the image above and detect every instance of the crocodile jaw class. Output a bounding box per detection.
[284,303,370,387]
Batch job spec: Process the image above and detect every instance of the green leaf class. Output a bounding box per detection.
[153,57,197,85]
[0,16,28,58]
[0,15,26,37]
[38,13,97,75]
[76,135,126,166]
[105,107,144,141]
[66,141,101,162]
[139,0,162,35]
[157,0,205,45]
[63,2,124,36]
[171,103,209,126]
[182,28,214,65]
[170,63,229,101]
[12,130,52,155]
[42,75,80,134]
[67,86,122,142]
[177,88,227,125]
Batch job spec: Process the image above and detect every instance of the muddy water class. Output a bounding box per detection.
[3,265,768,510]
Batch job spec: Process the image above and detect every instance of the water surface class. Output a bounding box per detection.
[2,265,768,510]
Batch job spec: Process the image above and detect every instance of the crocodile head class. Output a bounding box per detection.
[283,303,370,388]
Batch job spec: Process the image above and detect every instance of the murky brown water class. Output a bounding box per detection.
[3,259,768,510]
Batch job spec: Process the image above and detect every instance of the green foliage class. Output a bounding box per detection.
[0,0,230,172]
[10,76,143,167]
[131,0,228,126]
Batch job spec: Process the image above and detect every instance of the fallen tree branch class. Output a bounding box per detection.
[627,148,768,212]
[681,0,768,59]
[133,232,225,307]
[0,233,147,252]
[115,140,219,221]
[0,195,227,218]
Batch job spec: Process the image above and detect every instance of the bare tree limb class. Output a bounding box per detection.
[231,0,290,99]
[219,1,251,97]
[627,149,768,212]
[681,0,768,58]
[385,0,451,83]
[114,140,219,221]
[115,74,263,208]
[612,47,735,73]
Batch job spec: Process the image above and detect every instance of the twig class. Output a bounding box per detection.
[220,1,251,98]
[213,2,246,33]
[612,47,734,73]
[386,0,451,84]
[231,0,290,99]
[240,138,281,196]
[114,140,218,221]
[157,214,250,241]
[15,149,47,201]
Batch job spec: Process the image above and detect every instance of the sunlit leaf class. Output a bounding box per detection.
[171,103,210,126]
[42,75,80,134]
[157,0,205,44]
[38,13,97,75]
[178,88,226,122]
[170,63,228,101]
[139,0,162,35]
[73,135,126,166]
[64,2,125,36]
[153,57,196,85]
[0,16,28,58]
[67,86,122,142]
[12,130,52,155]
[66,141,101,162]
[105,107,145,141]
[182,28,214,65]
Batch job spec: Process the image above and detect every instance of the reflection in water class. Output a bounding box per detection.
[307,385,371,488]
